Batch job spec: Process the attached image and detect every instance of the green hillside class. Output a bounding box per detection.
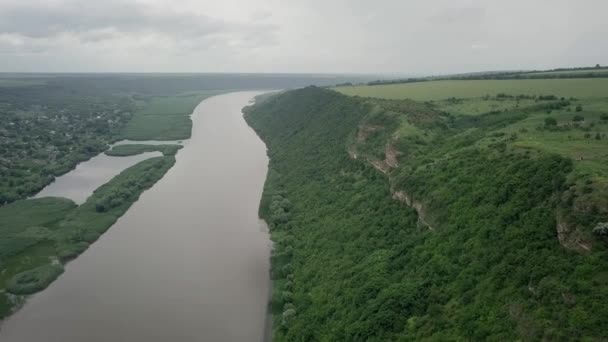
[245,86,608,340]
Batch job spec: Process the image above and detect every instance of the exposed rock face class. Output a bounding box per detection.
[356,125,383,143]
[392,190,434,230]
[556,214,592,253]
[385,143,399,169]
[350,126,432,230]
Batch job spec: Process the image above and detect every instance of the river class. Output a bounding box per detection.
[0,92,272,342]
[33,151,163,205]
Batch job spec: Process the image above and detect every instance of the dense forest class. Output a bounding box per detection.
[245,87,608,340]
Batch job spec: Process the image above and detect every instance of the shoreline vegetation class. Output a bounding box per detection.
[0,155,177,318]
[105,144,183,157]
[245,85,608,340]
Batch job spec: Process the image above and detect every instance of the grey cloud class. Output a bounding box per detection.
[0,0,277,46]
[429,5,486,25]
[0,0,606,73]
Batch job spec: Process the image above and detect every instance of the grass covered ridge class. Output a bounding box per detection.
[0,155,176,318]
[245,86,608,340]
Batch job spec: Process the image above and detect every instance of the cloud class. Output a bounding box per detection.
[428,5,486,25]
[0,0,277,52]
[0,0,606,73]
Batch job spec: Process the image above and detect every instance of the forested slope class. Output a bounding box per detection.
[245,86,608,340]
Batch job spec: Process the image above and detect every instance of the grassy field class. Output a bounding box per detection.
[106,144,183,156]
[0,156,176,318]
[434,97,539,116]
[120,91,223,140]
[335,79,608,101]
[495,98,608,180]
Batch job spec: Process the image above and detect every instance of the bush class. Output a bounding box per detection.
[593,222,608,236]
[573,115,585,122]
[544,118,557,127]
[576,105,583,112]
[6,264,64,295]
[281,308,297,327]
[281,291,293,303]
[57,242,89,261]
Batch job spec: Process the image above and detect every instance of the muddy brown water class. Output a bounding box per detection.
[1,92,272,342]
[33,151,163,205]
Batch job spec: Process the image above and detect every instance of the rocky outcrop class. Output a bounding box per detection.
[356,125,383,143]
[350,128,432,231]
[556,214,592,253]
[392,190,434,231]
[385,143,399,169]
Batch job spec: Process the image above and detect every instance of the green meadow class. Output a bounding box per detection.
[120,91,223,140]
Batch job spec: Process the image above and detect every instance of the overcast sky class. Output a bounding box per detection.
[0,0,606,74]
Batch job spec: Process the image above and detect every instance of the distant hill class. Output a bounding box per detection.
[365,65,608,86]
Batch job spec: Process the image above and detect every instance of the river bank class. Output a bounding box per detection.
[0,155,177,319]
[1,92,272,342]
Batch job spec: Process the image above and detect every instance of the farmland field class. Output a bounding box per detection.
[335,79,608,101]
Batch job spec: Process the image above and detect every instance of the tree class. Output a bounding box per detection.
[575,105,583,112]
[573,115,584,122]
[544,118,557,127]
[281,308,297,327]
[593,222,608,236]
[596,64,601,68]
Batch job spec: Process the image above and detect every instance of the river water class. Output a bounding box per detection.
[1,92,271,342]
[33,151,163,205]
